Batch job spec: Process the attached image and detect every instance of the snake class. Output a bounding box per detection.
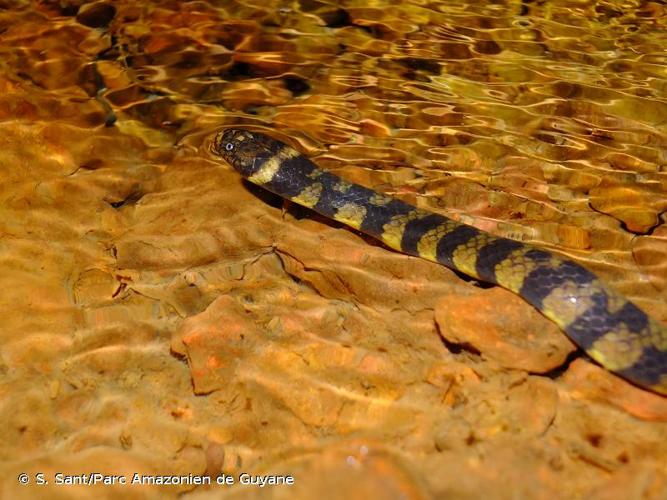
[210,128,667,396]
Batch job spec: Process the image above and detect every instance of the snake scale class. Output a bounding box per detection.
[210,128,667,396]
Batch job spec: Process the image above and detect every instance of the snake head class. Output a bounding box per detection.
[210,128,283,177]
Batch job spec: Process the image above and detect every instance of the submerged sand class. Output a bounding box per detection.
[1,1,667,499]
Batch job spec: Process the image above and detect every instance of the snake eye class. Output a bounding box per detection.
[225,143,234,151]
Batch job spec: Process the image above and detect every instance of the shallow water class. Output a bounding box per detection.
[1,1,666,498]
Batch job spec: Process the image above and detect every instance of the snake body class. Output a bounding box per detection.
[211,128,667,396]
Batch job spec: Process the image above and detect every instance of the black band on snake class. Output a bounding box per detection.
[210,128,667,396]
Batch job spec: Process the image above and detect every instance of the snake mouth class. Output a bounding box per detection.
[209,131,225,156]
